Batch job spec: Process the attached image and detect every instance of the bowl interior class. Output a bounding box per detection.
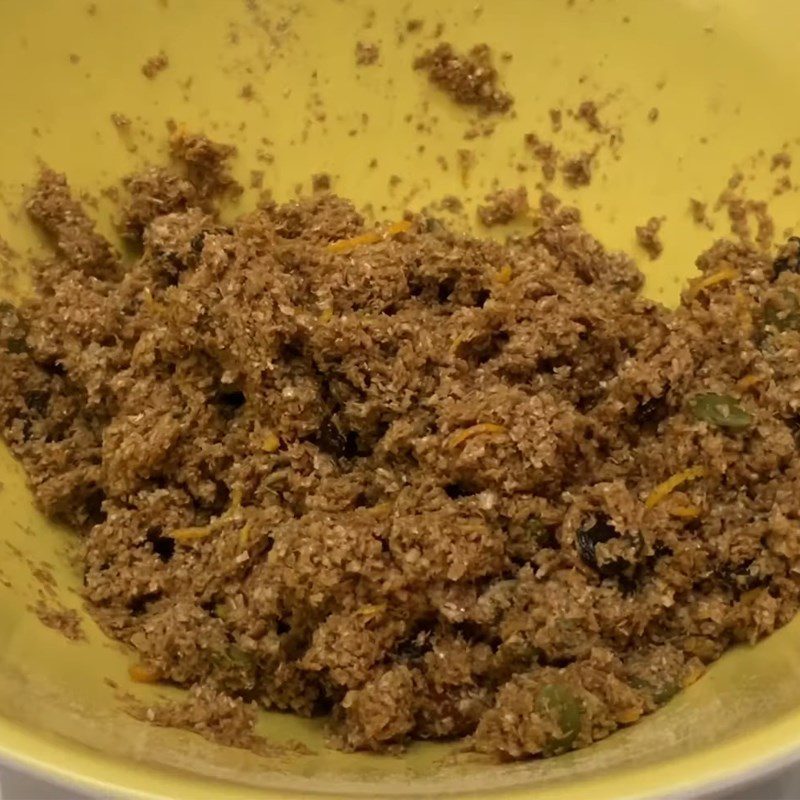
[2,1,800,797]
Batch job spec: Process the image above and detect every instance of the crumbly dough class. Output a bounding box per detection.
[414,43,513,115]
[635,216,664,260]
[3,136,800,759]
[355,41,380,66]
[141,51,169,79]
[477,186,528,227]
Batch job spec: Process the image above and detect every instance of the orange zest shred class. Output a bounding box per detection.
[355,604,385,619]
[129,663,160,683]
[495,264,513,285]
[451,332,466,353]
[616,707,643,725]
[668,504,702,520]
[686,266,739,301]
[681,662,705,688]
[645,466,707,509]
[238,523,251,548]
[326,219,412,254]
[741,587,765,605]
[736,373,765,392]
[447,423,508,449]
[263,467,291,488]
[365,502,393,516]
[735,290,754,337]
[261,431,281,452]
[170,526,213,542]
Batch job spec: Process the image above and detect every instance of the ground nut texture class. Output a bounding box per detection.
[3,135,800,759]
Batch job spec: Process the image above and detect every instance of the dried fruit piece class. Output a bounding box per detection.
[576,514,634,577]
[764,291,800,332]
[536,683,583,755]
[689,393,752,430]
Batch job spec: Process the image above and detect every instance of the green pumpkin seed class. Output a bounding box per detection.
[652,681,680,704]
[524,517,545,539]
[630,676,679,704]
[536,683,583,755]
[764,291,800,332]
[689,393,752,430]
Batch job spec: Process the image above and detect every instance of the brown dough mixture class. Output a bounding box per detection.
[141,51,169,80]
[3,135,800,760]
[32,599,86,642]
[414,43,513,115]
[561,151,594,187]
[477,186,529,227]
[355,41,380,66]
[635,216,665,260]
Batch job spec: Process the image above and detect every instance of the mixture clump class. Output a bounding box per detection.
[3,135,800,759]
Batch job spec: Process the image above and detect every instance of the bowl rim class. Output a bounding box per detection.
[2,706,800,800]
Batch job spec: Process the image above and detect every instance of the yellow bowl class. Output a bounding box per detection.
[3,1,800,797]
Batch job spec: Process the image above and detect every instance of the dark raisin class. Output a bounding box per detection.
[576,514,635,577]
[773,237,800,279]
[83,488,107,527]
[444,482,479,499]
[315,418,360,458]
[128,590,163,616]
[42,360,66,377]
[653,541,673,558]
[6,337,29,354]
[408,279,424,297]
[343,430,361,458]
[721,558,762,593]
[437,276,456,303]
[215,389,245,419]
[634,394,669,428]
[218,389,245,407]
[190,231,207,253]
[396,631,431,661]
[576,514,615,568]
[473,288,491,308]
[24,390,49,414]
[146,528,175,562]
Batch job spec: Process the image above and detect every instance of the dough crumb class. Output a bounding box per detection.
[562,151,594,187]
[355,41,380,66]
[477,186,529,226]
[141,51,169,79]
[635,216,664,259]
[575,100,603,131]
[414,42,513,115]
[32,600,86,642]
[312,172,332,192]
[524,133,558,182]
[771,152,792,171]
[110,112,131,129]
[130,683,309,756]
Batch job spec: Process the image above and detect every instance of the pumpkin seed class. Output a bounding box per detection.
[536,683,583,755]
[689,393,752,430]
